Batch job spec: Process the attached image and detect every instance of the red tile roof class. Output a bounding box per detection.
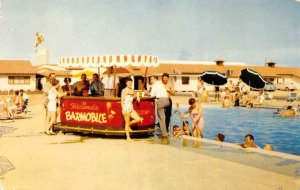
[0,60,36,74]
[132,62,300,78]
[36,69,71,77]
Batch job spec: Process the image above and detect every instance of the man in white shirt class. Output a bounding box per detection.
[150,75,170,137]
[102,66,119,97]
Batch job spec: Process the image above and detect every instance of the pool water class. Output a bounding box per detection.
[171,105,300,155]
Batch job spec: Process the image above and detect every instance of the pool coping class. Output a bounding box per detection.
[182,135,300,161]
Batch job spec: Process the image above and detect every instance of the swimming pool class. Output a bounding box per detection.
[171,105,300,155]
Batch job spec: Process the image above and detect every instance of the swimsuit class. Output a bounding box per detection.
[123,95,133,112]
[47,87,57,112]
[191,108,204,132]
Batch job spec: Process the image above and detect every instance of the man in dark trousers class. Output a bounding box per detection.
[161,73,175,133]
[150,75,170,137]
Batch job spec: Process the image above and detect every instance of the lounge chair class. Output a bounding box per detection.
[260,92,273,106]
[287,92,298,102]
[0,103,14,119]
[264,92,272,100]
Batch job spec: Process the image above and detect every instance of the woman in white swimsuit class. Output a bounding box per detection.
[121,77,141,141]
[45,79,66,135]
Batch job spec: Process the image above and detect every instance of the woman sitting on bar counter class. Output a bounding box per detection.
[73,73,90,96]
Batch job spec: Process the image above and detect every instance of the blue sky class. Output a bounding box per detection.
[0,0,299,67]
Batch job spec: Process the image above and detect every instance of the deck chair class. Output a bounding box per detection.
[287,93,298,102]
[22,99,29,112]
[14,101,28,118]
[0,101,14,120]
[262,92,273,105]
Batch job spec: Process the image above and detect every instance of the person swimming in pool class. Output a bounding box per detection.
[239,134,259,148]
[263,144,273,151]
[282,106,298,117]
[215,133,225,142]
[274,109,281,115]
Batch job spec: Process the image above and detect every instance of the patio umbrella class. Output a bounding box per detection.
[199,71,227,86]
[73,70,96,78]
[239,68,266,89]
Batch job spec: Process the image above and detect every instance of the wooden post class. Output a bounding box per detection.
[142,67,148,91]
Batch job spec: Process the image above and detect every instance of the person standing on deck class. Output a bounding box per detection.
[102,66,119,97]
[150,75,170,137]
[45,79,67,135]
[43,73,56,129]
[193,79,205,103]
[121,77,141,141]
[181,98,204,138]
[161,73,175,133]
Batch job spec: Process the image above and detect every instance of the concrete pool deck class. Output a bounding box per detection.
[0,93,299,189]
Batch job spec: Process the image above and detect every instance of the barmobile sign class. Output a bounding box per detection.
[60,97,155,129]
[65,101,108,124]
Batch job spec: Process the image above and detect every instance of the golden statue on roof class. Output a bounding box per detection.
[35,32,44,48]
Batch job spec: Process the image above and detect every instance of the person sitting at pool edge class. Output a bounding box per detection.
[215,133,225,142]
[172,125,182,137]
[182,121,191,136]
[239,134,259,148]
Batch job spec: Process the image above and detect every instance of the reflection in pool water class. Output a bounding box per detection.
[171,105,300,155]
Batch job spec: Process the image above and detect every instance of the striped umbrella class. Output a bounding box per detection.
[239,68,266,89]
[199,71,227,86]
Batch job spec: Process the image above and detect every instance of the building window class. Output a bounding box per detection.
[8,76,30,85]
[264,77,275,82]
[182,76,189,85]
[226,69,233,76]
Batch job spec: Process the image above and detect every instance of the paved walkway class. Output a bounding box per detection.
[0,101,299,189]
